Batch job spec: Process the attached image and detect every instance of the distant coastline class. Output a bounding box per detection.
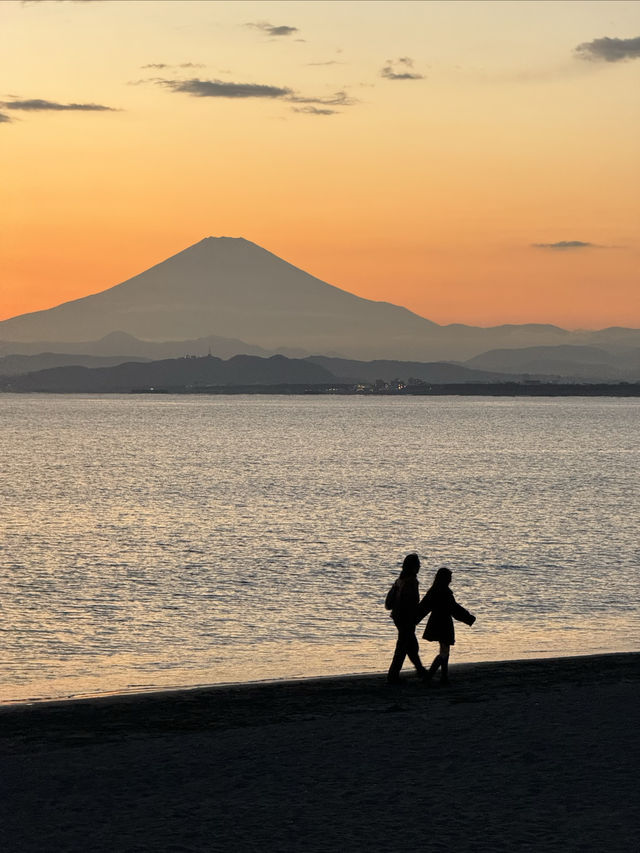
[167,381,640,397]
[3,381,639,396]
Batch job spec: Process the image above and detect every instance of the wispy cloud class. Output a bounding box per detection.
[292,106,339,116]
[156,77,356,115]
[287,91,356,107]
[141,62,205,70]
[306,61,346,67]
[0,98,116,111]
[246,21,299,38]
[533,241,596,250]
[0,113,13,123]
[575,36,640,63]
[381,57,424,80]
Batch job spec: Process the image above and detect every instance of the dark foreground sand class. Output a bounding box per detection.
[1,654,638,853]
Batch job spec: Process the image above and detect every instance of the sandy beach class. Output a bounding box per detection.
[1,653,638,852]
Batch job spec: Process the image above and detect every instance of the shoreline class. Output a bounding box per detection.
[4,382,640,396]
[2,648,638,712]
[1,651,637,734]
[2,652,638,852]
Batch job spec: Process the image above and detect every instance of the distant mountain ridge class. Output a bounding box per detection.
[0,352,150,376]
[465,345,640,380]
[2,351,618,394]
[0,355,335,393]
[307,356,512,384]
[1,237,638,362]
[0,330,299,360]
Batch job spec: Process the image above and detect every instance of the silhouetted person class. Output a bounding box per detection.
[387,553,428,684]
[416,567,476,686]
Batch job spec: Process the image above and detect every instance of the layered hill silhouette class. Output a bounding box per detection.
[0,352,150,376]
[2,237,639,362]
[464,345,640,380]
[0,355,336,393]
[4,353,638,394]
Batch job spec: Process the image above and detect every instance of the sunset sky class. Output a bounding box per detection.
[2,0,639,328]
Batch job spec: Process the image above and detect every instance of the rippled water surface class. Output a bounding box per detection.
[2,394,638,702]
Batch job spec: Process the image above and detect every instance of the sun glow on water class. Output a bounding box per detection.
[2,394,638,703]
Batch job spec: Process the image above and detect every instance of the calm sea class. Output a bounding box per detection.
[1,394,638,703]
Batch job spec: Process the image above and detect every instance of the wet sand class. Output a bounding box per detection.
[1,653,638,852]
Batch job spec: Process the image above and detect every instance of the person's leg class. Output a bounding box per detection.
[387,628,408,682]
[439,641,451,684]
[426,640,451,684]
[405,629,427,676]
[427,651,442,681]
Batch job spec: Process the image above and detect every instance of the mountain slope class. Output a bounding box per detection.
[0,238,438,357]
[1,237,638,362]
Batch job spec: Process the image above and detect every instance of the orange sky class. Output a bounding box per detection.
[2,0,639,329]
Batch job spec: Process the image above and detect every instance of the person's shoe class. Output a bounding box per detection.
[417,666,431,684]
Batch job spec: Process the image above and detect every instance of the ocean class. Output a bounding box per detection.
[2,393,638,703]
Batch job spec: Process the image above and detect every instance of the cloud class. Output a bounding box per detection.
[381,57,424,80]
[0,113,12,123]
[155,76,357,117]
[533,241,596,250]
[246,21,298,37]
[159,78,293,99]
[0,98,116,111]
[575,36,640,63]
[306,61,345,67]
[142,62,205,70]
[287,90,356,107]
[158,78,356,113]
[292,106,339,116]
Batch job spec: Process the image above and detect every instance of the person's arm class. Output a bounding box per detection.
[415,589,432,624]
[450,596,476,626]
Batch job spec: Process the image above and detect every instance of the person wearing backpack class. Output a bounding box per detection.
[386,552,429,684]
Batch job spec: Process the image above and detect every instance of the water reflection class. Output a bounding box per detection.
[1,394,639,702]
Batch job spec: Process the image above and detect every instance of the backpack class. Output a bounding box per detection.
[384,582,398,611]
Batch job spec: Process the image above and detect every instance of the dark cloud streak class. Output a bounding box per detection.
[287,91,356,107]
[533,241,595,250]
[0,113,13,123]
[246,21,298,37]
[1,99,116,111]
[575,36,640,62]
[157,78,355,114]
[381,57,424,80]
[293,106,338,116]
[160,78,292,99]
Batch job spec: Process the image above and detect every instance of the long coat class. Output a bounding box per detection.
[416,586,475,645]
